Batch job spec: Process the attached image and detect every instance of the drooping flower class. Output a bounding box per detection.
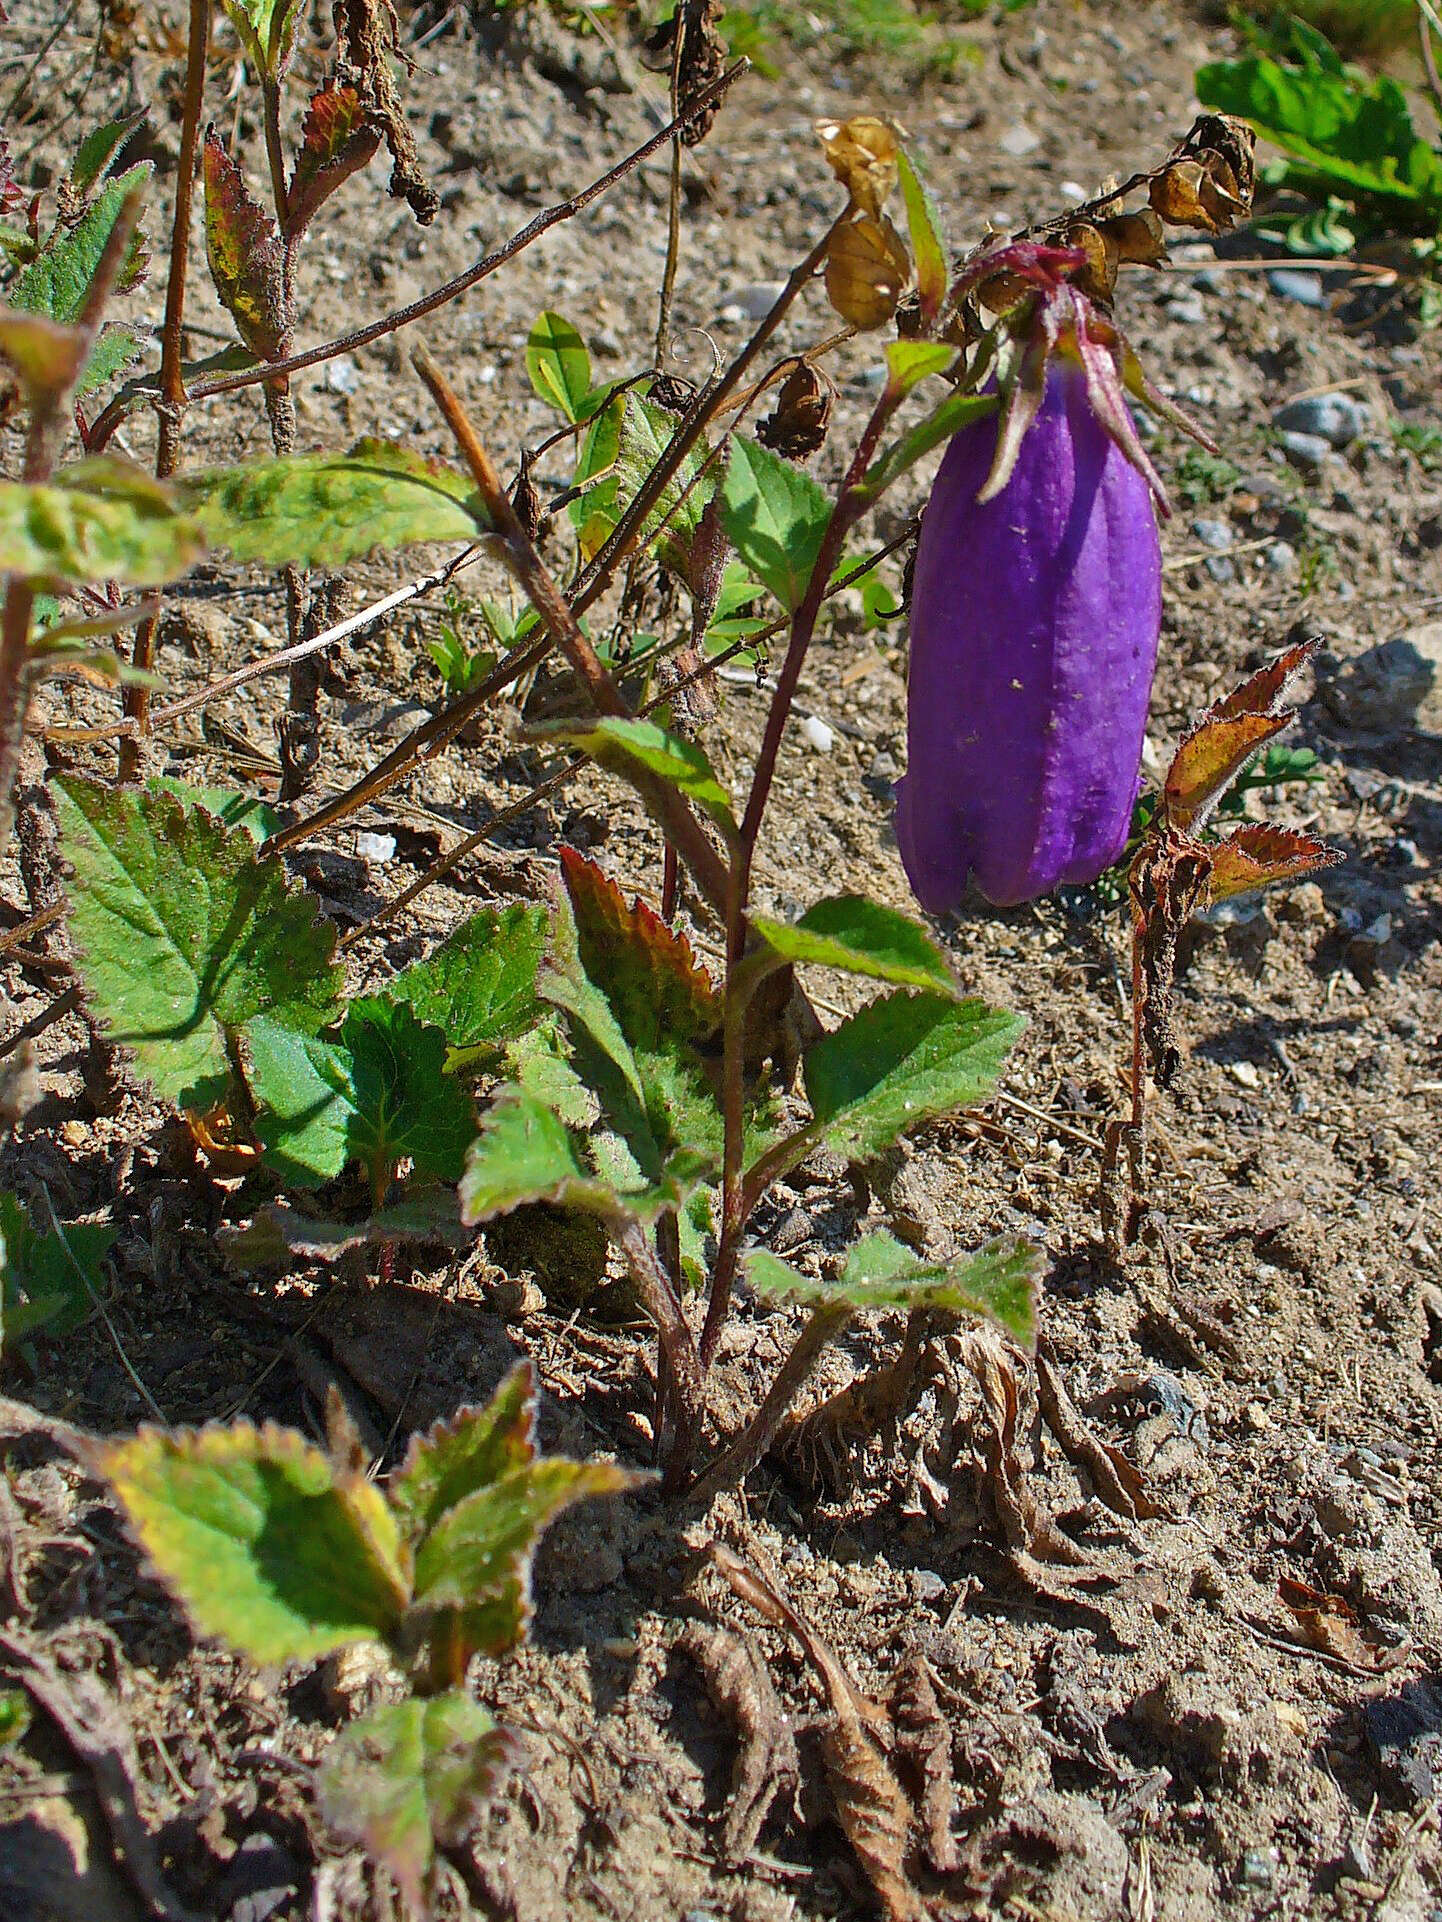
[894,345,1162,911]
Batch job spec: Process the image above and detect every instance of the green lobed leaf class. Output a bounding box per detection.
[55,778,341,1111]
[182,440,492,569]
[0,1191,115,1351]
[248,1001,476,1192]
[458,1092,709,1227]
[897,148,948,321]
[531,716,737,840]
[720,433,833,614]
[744,1230,1040,1347]
[748,894,958,996]
[389,1361,537,1545]
[804,991,1024,1164]
[69,113,149,197]
[145,775,280,843]
[0,460,204,587]
[383,903,547,1068]
[100,1421,411,1663]
[412,1456,639,1611]
[612,392,717,572]
[316,1692,517,1909]
[525,311,593,422]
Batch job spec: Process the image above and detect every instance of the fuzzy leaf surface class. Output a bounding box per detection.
[9,164,152,331]
[897,148,947,320]
[202,133,284,361]
[749,895,957,995]
[612,392,717,572]
[317,1693,516,1909]
[183,440,490,567]
[389,1362,537,1544]
[383,904,546,1067]
[100,1422,410,1662]
[221,0,304,76]
[458,1093,707,1227]
[0,462,203,586]
[720,434,832,613]
[145,776,280,843]
[287,85,379,235]
[804,992,1023,1164]
[55,778,341,1110]
[746,1230,1040,1346]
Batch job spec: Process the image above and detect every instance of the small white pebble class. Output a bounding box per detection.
[799,714,834,753]
[355,832,396,864]
[1229,1061,1261,1091]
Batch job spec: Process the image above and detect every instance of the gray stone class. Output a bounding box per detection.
[1278,429,1334,469]
[1266,540,1297,573]
[1191,517,1233,550]
[1365,1678,1442,1807]
[1204,555,1235,584]
[724,280,787,321]
[1321,621,1442,732]
[1274,390,1365,448]
[998,121,1042,158]
[1267,267,1327,308]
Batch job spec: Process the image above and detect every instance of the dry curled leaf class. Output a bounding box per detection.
[889,1653,958,1874]
[756,361,834,461]
[678,1621,799,1862]
[644,0,728,147]
[815,115,900,216]
[1034,1339,1164,1523]
[825,214,910,331]
[332,0,438,224]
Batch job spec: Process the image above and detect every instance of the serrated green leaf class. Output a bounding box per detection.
[383,903,546,1068]
[75,322,145,399]
[804,991,1024,1164]
[745,1230,1039,1346]
[248,1002,476,1193]
[884,339,955,396]
[222,0,304,76]
[748,894,958,995]
[458,1092,707,1226]
[182,440,492,568]
[145,776,280,842]
[317,1692,516,1909]
[532,716,737,840]
[0,1191,115,1351]
[857,389,997,503]
[897,148,948,322]
[69,112,148,197]
[100,1421,410,1663]
[10,165,152,326]
[613,393,717,572]
[389,1361,536,1544]
[412,1457,638,1610]
[55,778,341,1111]
[720,434,833,614]
[525,311,592,422]
[506,1013,595,1129]
[0,461,204,587]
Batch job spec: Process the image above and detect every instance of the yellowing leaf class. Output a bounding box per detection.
[1207,823,1343,902]
[824,214,910,330]
[1163,710,1291,831]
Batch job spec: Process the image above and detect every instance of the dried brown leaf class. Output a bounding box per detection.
[678,1622,799,1862]
[1035,1340,1165,1523]
[1277,1577,1379,1668]
[1207,634,1316,723]
[286,83,381,238]
[815,115,900,216]
[825,214,910,330]
[1130,830,1213,1089]
[1207,824,1342,903]
[951,1327,1091,1568]
[333,0,437,224]
[889,1653,958,1874]
[1163,711,1292,833]
[756,361,834,461]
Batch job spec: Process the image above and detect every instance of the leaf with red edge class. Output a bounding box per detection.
[388,1362,537,1547]
[1207,635,1317,723]
[1163,710,1292,832]
[558,848,721,1054]
[285,85,380,239]
[203,131,284,361]
[1207,824,1342,902]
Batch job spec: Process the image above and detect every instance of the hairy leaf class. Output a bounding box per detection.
[55,778,341,1110]
[613,392,717,574]
[0,460,204,586]
[145,775,280,842]
[458,1092,708,1226]
[183,440,491,567]
[748,895,958,996]
[804,992,1024,1164]
[317,1693,517,1910]
[202,132,285,361]
[525,311,592,422]
[383,903,546,1068]
[897,148,947,322]
[100,1421,410,1662]
[746,1231,1040,1347]
[389,1362,537,1544]
[70,112,148,196]
[248,1001,475,1192]
[1207,823,1342,902]
[721,434,832,613]
[286,84,380,236]
[221,0,304,77]
[9,165,152,327]
[533,717,737,840]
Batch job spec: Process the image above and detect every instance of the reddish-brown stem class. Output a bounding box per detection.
[120,0,208,774]
[687,1302,852,1504]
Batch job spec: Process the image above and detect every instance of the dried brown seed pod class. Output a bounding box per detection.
[824,213,910,330]
[814,115,900,217]
[756,362,834,460]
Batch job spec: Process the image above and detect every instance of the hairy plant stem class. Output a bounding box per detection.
[688,1301,853,1506]
[119,0,208,779]
[697,384,902,1376]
